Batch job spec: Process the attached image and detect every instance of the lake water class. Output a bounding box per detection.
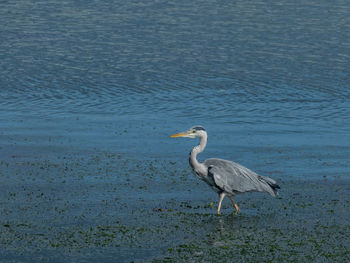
[0,0,350,261]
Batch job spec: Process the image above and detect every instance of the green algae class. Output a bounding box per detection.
[0,154,349,262]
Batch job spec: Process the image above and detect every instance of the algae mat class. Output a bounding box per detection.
[0,154,349,262]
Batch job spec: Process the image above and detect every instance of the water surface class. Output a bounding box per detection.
[0,0,349,261]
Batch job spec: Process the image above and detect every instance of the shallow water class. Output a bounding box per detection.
[1,0,350,262]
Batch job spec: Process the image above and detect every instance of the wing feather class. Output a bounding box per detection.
[204,158,276,196]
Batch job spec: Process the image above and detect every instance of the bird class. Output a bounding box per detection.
[170,126,280,215]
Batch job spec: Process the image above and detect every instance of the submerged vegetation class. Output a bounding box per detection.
[0,154,349,262]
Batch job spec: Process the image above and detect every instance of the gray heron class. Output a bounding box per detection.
[170,126,280,215]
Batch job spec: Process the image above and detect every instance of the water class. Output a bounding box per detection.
[0,0,350,261]
[1,0,349,176]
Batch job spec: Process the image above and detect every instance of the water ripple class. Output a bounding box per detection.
[0,0,349,130]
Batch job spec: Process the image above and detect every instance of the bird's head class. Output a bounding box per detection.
[170,126,206,139]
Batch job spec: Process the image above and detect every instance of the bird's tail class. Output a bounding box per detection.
[268,181,280,196]
[259,176,280,196]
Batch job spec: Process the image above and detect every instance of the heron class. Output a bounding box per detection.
[170,126,280,215]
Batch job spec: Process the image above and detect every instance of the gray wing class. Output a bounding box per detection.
[204,158,278,196]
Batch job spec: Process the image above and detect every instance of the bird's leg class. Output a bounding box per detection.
[229,196,239,214]
[217,192,226,215]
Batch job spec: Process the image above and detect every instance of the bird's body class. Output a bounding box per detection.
[171,126,280,214]
[203,158,279,196]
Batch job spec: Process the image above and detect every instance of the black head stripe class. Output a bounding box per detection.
[192,126,205,131]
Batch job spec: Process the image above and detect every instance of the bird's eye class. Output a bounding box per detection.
[192,130,196,133]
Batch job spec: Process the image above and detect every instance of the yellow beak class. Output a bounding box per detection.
[170,132,188,138]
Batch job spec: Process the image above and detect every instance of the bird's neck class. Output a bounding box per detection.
[189,135,207,176]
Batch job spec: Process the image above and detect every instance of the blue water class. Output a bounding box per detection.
[1,1,350,262]
[1,0,350,179]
